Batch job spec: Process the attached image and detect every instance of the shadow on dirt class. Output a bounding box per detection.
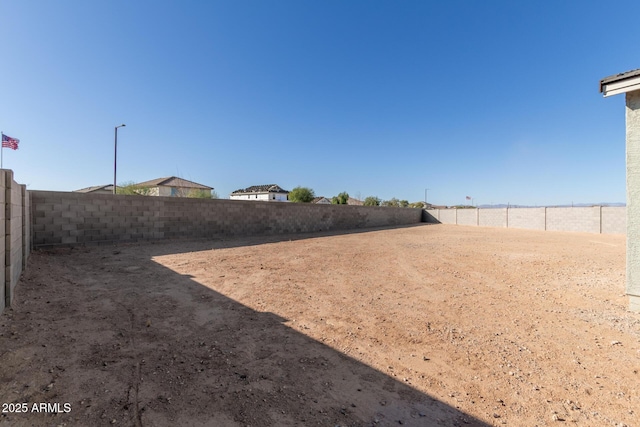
[53,223,437,256]
[1,231,488,427]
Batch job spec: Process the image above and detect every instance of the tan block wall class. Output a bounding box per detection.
[425,207,626,235]
[601,207,626,234]
[1,170,28,312]
[479,208,507,228]
[456,209,478,226]
[507,208,546,230]
[30,191,423,248]
[0,171,5,312]
[546,207,600,233]
[438,209,457,224]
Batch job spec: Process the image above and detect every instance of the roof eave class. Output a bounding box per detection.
[600,69,640,97]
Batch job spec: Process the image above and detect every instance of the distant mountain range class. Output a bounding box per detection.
[476,202,626,208]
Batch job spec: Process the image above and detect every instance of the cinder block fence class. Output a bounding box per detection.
[29,191,423,248]
[0,170,30,313]
[424,206,625,234]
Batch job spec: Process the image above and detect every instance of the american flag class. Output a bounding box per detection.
[466,196,471,200]
[1,133,19,150]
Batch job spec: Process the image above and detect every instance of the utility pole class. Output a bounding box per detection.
[113,124,126,194]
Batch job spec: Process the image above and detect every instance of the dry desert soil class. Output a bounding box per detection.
[0,224,639,427]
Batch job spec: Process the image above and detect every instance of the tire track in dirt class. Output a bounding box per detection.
[126,307,144,427]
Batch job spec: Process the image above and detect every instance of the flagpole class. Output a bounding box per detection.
[1,132,3,169]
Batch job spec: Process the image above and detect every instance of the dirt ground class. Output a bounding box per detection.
[1,224,638,427]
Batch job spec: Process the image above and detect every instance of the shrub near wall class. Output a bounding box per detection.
[30,191,423,248]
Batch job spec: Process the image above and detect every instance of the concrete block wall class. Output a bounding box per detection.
[8,177,23,298]
[23,185,30,265]
[602,207,626,234]
[438,209,457,224]
[479,208,507,228]
[0,170,28,313]
[423,209,439,223]
[30,191,423,248]
[0,172,5,313]
[507,208,546,230]
[456,209,478,226]
[425,206,626,235]
[546,207,600,233]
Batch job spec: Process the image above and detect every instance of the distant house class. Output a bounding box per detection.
[134,176,214,197]
[347,197,364,206]
[230,184,289,202]
[75,184,117,195]
[311,196,331,204]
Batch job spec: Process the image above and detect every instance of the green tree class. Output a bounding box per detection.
[363,196,381,206]
[382,198,411,207]
[173,187,218,198]
[409,201,426,209]
[331,191,349,205]
[117,181,152,196]
[187,188,214,199]
[382,198,400,207]
[288,186,315,203]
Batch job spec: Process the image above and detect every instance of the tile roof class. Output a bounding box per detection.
[134,176,213,190]
[231,184,289,194]
[75,184,116,193]
[311,196,330,204]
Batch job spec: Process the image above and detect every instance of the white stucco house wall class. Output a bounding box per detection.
[135,176,214,197]
[600,68,640,312]
[230,184,289,202]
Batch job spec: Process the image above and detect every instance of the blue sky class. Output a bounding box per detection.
[0,1,636,206]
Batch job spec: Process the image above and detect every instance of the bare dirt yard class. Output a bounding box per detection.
[1,224,638,427]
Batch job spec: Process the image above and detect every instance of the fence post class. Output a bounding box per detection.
[506,207,509,229]
[600,205,603,234]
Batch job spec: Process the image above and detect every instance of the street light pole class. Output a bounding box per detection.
[424,188,430,206]
[114,124,126,194]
